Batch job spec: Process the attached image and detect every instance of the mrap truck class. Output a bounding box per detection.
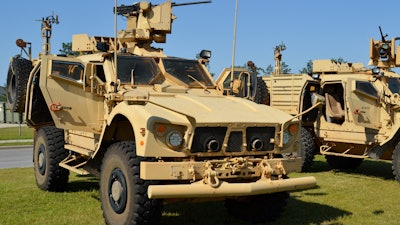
[6,1,316,224]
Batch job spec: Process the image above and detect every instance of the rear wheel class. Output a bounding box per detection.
[100,141,162,225]
[392,142,400,183]
[225,191,289,223]
[326,155,363,170]
[33,126,69,192]
[6,56,33,113]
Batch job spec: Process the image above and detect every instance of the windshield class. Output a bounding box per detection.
[117,56,160,85]
[162,58,214,87]
[388,77,400,94]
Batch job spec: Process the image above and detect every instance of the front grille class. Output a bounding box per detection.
[190,126,276,154]
[191,127,227,153]
[226,131,243,152]
[246,127,275,151]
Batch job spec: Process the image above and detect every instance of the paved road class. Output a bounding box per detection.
[0,146,33,169]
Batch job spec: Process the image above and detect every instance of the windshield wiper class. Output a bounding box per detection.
[187,74,208,91]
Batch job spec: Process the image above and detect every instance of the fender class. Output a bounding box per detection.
[94,101,191,158]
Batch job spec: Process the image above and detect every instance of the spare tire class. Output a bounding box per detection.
[254,76,270,105]
[6,56,33,113]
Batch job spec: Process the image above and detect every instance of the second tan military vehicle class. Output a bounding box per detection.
[216,28,400,182]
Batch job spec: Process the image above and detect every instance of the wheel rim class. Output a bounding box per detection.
[108,168,127,214]
[37,144,46,175]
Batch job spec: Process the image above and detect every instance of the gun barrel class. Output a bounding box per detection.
[172,1,212,7]
[115,4,140,15]
[379,26,387,42]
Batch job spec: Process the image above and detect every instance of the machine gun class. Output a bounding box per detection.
[369,26,400,69]
[115,1,211,44]
[72,1,211,56]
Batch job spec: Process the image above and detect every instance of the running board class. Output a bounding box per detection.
[59,155,89,175]
[320,144,368,159]
[65,144,94,156]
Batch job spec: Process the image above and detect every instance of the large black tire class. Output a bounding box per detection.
[100,141,162,225]
[392,143,400,183]
[254,76,270,105]
[33,126,69,192]
[225,190,289,223]
[6,56,33,113]
[300,127,316,172]
[325,155,364,170]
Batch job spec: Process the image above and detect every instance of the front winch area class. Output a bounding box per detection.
[140,157,300,182]
[140,156,316,199]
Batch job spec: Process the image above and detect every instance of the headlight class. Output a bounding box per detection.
[283,131,290,145]
[154,123,186,150]
[166,130,183,148]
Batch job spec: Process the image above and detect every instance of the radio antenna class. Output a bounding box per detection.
[230,0,239,89]
[114,0,118,83]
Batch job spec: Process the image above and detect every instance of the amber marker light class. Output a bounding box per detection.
[156,124,167,136]
[288,124,299,135]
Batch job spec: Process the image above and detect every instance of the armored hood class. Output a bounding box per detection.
[148,93,294,124]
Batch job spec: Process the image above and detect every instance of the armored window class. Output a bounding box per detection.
[117,56,160,85]
[51,61,84,82]
[162,58,214,88]
[388,78,400,94]
[222,70,243,89]
[355,81,378,98]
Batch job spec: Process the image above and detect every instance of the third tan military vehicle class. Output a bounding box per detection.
[6,1,317,224]
[216,28,400,182]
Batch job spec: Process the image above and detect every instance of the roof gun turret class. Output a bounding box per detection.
[369,26,400,69]
[116,1,211,44]
[72,1,211,56]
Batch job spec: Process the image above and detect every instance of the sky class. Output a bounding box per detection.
[1,0,400,85]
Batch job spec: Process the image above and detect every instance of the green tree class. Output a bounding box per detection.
[299,60,313,74]
[264,62,291,75]
[59,42,79,56]
[0,86,6,102]
[265,65,273,75]
[331,57,347,63]
[281,62,291,74]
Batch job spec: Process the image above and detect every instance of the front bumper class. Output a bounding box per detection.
[147,176,317,199]
[141,156,317,199]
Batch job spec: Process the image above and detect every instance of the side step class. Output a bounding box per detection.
[59,154,90,175]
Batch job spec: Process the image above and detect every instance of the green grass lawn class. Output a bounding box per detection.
[0,126,33,146]
[0,126,33,140]
[0,155,399,225]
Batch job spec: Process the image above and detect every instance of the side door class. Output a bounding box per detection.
[347,78,381,129]
[40,57,105,133]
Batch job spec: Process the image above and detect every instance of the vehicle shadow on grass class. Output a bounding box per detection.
[343,159,394,181]
[67,174,99,193]
[160,198,350,225]
[310,155,394,181]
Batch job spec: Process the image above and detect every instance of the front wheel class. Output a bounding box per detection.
[100,141,162,225]
[33,126,69,192]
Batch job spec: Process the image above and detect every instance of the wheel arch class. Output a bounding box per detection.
[90,114,137,172]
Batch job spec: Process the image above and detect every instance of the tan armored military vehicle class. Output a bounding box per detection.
[6,1,317,224]
[216,28,400,182]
